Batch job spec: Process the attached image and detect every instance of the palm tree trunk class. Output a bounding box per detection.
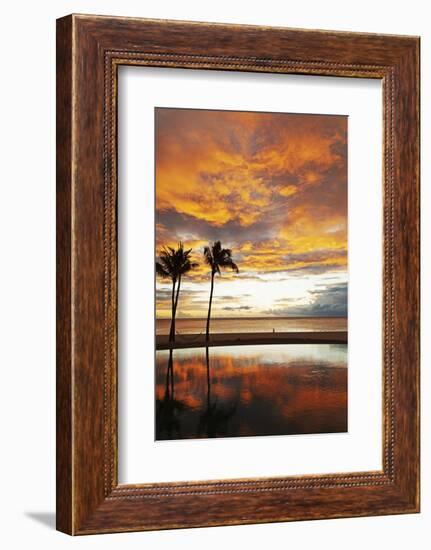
[205,271,215,342]
[170,275,181,342]
[174,275,181,319]
[169,279,176,342]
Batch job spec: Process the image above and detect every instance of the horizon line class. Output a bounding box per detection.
[156,315,347,320]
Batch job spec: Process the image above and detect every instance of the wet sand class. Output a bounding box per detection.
[156,331,347,350]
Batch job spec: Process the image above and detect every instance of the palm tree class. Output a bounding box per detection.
[156,242,198,342]
[204,241,239,342]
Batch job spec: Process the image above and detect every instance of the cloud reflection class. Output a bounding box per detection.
[155,344,347,440]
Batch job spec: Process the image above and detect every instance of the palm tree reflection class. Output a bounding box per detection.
[156,350,187,439]
[206,346,211,407]
[156,347,238,440]
[197,346,237,438]
[165,349,174,400]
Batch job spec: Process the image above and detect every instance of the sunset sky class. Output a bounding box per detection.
[155,108,347,319]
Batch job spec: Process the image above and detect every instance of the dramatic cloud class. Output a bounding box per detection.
[155,108,347,318]
[266,283,348,317]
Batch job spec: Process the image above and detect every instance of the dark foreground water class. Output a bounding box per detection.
[155,344,347,440]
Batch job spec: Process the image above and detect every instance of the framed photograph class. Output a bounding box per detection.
[56,14,420,534]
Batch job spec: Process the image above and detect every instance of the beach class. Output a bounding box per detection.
[156,330,347,350]
[156,318,348,439]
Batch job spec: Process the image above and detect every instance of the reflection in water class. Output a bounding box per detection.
[197,347,237,438]
[155,344,347,440]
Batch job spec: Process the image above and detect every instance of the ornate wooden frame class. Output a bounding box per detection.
[56,14,420,534]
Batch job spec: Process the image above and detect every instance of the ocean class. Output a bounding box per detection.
[156,317,347,335]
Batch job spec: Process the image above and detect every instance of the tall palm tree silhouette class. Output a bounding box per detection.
[156,242,198,342]
[204,241,239,342]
